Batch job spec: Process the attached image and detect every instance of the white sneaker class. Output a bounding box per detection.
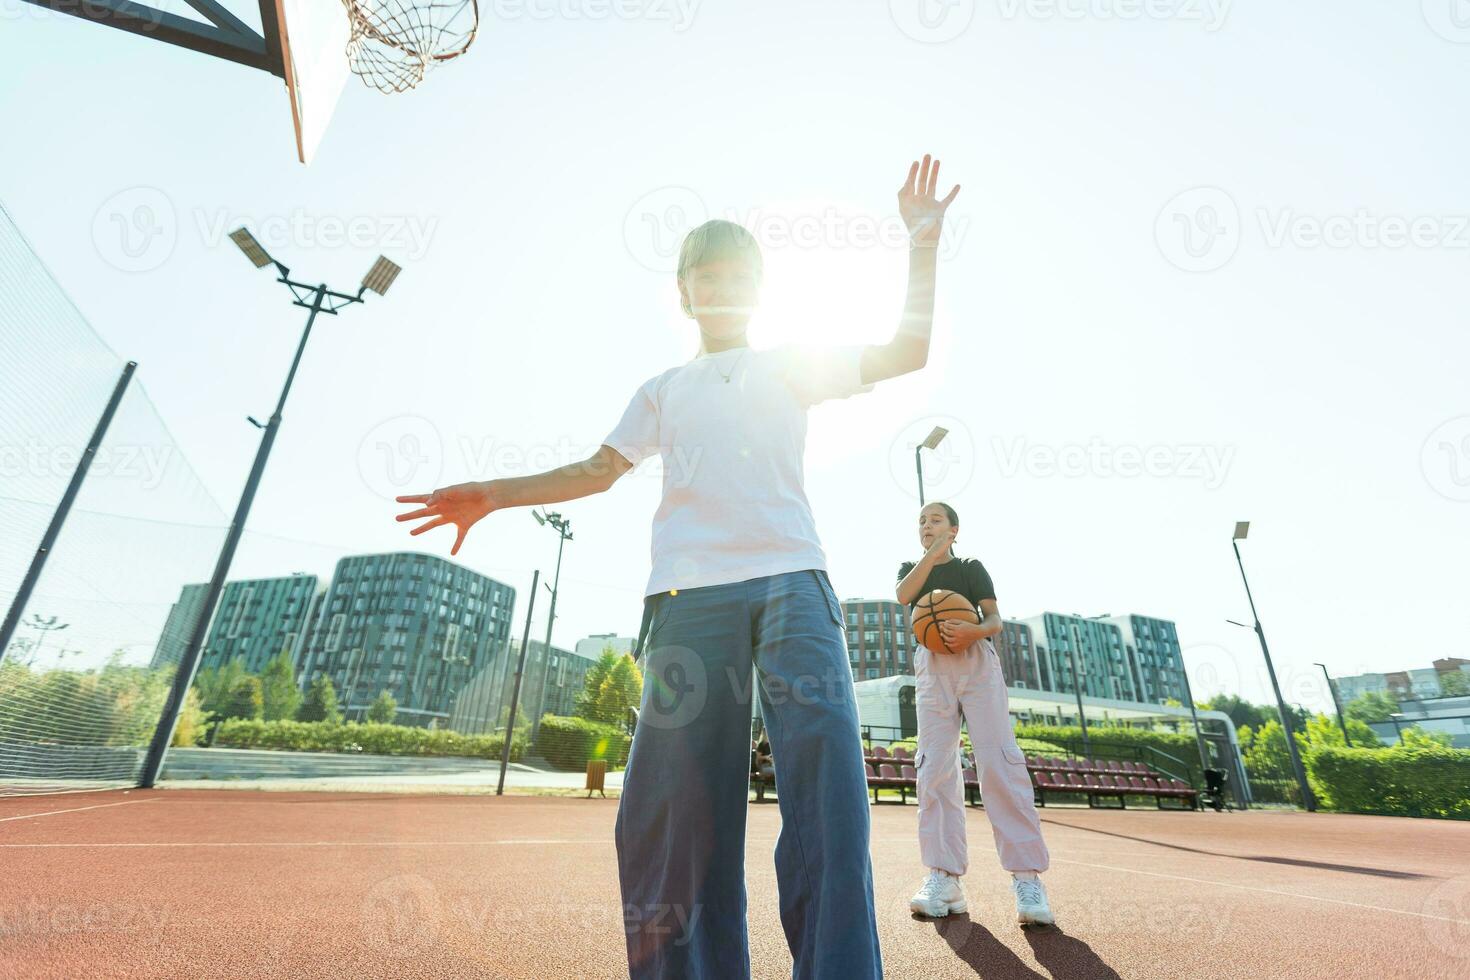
[910,869,967,918]
[1012,875,1054,927]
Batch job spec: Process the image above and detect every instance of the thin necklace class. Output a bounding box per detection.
[712,347,747,383]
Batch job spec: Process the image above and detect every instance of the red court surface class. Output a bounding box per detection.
[3,788,1468,979]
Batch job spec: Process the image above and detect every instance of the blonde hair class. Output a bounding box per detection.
[677,219,763,320]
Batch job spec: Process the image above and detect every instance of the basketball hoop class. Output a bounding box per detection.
[341,0,479,93]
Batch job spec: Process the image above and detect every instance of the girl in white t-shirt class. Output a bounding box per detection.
[397,155,959,980]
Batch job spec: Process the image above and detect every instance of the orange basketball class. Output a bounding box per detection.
[911,589,979,654]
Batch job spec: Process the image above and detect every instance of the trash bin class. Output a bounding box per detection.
[585,759,607,798]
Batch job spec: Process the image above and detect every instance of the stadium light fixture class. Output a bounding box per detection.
[362,255,402,296]
[229,227,275,269]
[916,426,949,506]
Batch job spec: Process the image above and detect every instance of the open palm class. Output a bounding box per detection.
[395,481,495,556]
[899,153,961,247]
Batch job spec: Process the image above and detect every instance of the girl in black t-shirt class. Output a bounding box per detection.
[896,501,1055,927]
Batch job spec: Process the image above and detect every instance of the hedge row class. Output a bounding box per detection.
[1014,724,1198,761]
[536,715,630,771]
[212,718,525,761]
[1307,745,1470,820]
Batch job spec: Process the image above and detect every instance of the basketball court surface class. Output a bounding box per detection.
[4,788,1466,978]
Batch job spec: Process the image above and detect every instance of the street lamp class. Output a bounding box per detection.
[915,426,948,506]
[21,614,68,661]
[139,230,402,788]
[530,509,573,743]
[1314,662,1352,747]
[1230,521,1315,811]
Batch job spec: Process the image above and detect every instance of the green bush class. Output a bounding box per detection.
[212,718,525,761]
[1307,743,1470,819]
[536,715,630,770]
[1015,724,1197,759]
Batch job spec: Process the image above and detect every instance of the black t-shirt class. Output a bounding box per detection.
[896,556,996,613]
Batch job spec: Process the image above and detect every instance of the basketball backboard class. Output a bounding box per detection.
[271,0,351,164]
[19,0,351,164]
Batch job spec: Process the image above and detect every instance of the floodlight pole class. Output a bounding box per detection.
[1231,532,1316,812]
[530,512,572,744]
[141,243,395,788]
[498,570,540,796]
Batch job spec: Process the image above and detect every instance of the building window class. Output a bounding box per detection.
[865,668,879,680]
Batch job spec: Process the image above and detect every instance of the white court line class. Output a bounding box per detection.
[0,836,787,848]
[0,839,612,848]
[1049,856,1469,926]
[0,799,156,823]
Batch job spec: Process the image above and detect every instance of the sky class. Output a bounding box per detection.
[2,0,1467,715]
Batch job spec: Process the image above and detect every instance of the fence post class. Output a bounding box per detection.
[0,362,136,668]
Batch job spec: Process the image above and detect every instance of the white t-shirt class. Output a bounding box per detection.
[602,344,875,597]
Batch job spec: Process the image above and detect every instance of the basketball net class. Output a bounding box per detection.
[341,0,479,93]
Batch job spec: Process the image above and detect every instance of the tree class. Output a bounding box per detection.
[367,689,398,724]
[1344,690,1398,725]
[1399,726,1453,748]
[221,675,263,721]
[1439,671,1470,697]
[1302,712,1381,749]
[588,655,642,725]
[574,649,623,721]
[298,676,342,724]
[1203,693,1272,731]
[194,658,247,718]
[171,686,212,747]
[1244,719,1291,777]
[259,651,303,722]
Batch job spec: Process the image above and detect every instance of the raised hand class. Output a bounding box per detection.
[395,481,497,556]
[899,153,961,248]
[923,527,957,560]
